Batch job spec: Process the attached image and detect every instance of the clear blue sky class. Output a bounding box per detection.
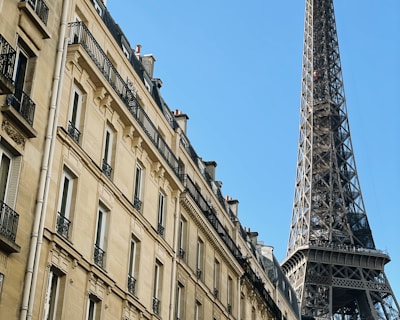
[108,1,400,300]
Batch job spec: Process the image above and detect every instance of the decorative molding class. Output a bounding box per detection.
[2,120,26,148]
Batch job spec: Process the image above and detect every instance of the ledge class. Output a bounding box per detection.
[0,235,21,254]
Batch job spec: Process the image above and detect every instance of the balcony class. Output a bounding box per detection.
[5,88,35,126]
[94,244,105,268]
[152,297,160,315]
[0,35,15,95]
[157,223,165,237]
[102,159,112,178]
[127,275,136,295]
[0,201,21,253]
[67,121,81,144]
[133,196,142,212]
[56,212,71,239]
[178,248,185,259]
[213,288,219,298]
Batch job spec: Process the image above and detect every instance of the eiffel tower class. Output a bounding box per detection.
[281,1,400,319]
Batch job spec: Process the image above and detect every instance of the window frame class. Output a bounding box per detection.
[133,163,143,211]
[157,190,165,236]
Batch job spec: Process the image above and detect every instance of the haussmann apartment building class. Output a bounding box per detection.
[0,0,300,319]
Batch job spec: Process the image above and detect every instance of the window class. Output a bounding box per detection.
[175,282,184,320]
[196,238,203,279]
[153,261,162,315]
[0,144,21,248]
[67,85,83,143]
[178,217,186,259]
[213,259,220,298]
[8,43,35,126]
[26,0,49,25]
[94,205,107,268]
[227,276,233,314]
[128,236,140,295]
[43,268,65,320]
[157,191,165,237]
[102,125,114,178]
[194,300,202,320]
[133,163,143,212]
[86,295,100,320]
[56,169,74,238]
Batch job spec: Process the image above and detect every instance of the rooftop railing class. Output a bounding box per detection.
[68,22,181,177]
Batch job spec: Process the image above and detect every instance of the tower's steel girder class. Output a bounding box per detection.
[282,0,399,318]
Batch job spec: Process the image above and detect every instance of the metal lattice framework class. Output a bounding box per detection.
[282,0,400,319]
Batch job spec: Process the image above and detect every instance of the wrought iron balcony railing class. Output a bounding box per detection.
[152,297,160,315]
[7,88,35,126]
[133,196,142,212]
[67,22,181,177]
[127,275,136,295]
[102,159,112,178]
[24,0,49,25]
[67,121,81,144]
[94,244,105,268]
[0,35,16,84]
[157,223,165,237]
[178,247,185,259]
[56,212,71,239]
[213,288,219,298]
[0,201,19,243]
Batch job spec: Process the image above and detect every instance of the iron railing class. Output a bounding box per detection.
[67,22,181,177]
[133,196,142,212]
[152,297,160,315]
[0,35,16,82]
[94,244,105,268]
[178,248,185,259]
[56,212,71,239]
[102,159,112,178]
[67,121,80,144]
[24,0,49,25]
[127,275,136,295]
[183,175,241,260]
[0,201,19,243]
[6,88,35,126]
[157,223,165,237]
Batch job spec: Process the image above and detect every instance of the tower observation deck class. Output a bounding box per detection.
[281,0,400,319]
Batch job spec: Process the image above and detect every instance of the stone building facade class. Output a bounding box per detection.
[0,1,299,319]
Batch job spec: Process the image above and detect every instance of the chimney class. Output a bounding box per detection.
[227,198,239,217]
[135,44,141,59]
[247,229,259,248]
[174,109,189,134]
[141,54,156,78]
[204,161,217,180]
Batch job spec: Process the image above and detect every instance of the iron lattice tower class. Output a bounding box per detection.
[281,0,400,319]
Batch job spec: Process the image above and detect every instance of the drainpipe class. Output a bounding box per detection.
[20,0,70,318]
[169,193,180,320]
[237,276,241,319]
